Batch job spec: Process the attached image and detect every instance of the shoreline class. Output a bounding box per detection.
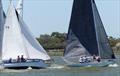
[47,50,120,56]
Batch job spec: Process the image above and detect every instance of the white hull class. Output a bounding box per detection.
[2,60,47,69]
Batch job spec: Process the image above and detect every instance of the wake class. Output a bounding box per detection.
[108,63,119,67]
[47,64,66,69]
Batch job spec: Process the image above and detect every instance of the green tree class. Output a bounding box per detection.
[37,32,66,50]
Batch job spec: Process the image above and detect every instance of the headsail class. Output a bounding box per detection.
[2,2,27,60]
[64,0,115,62]
[16,0,23,17]
[0,0,5,60]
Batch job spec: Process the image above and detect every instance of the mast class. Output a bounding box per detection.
[16,0,30,58]
[10,0,12,4]
[16,0,23,18]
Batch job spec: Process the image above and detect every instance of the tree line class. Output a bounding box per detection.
[37,32,120,51]
[37,32,66,50]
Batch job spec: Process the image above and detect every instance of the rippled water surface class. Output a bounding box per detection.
[0,56,120,76]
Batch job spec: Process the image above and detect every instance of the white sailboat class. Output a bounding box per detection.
[1,0,51,69]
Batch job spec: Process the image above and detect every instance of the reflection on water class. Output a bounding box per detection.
[0,56,120,76]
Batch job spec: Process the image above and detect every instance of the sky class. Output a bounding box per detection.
[2,0,120,38]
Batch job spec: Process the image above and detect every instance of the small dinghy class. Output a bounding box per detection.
[63,0,116,67]
[0,0,51,69]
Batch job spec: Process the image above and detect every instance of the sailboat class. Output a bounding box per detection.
[1,0,51,69]
[64,0,116,67]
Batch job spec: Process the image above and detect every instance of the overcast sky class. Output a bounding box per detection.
[2,0,120,38]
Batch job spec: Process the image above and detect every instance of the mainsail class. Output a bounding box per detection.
[16,0,50,60]
[2,3,27,60]
[2,2,50,60]
[91,0,115,59]
[17,12,50,60]
[64,0,115,62]
[0,0,5,60]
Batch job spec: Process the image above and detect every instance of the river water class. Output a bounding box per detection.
[0,56,120,76]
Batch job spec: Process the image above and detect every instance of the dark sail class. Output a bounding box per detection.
[64,0,115,62]
[64,29,90,62]
[92,0,115,59]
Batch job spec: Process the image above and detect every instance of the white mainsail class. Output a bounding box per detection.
[18,13,50,60]
[2,1,50,61]
[2,3,27,60]
[16,0,23,17]
[0,0,5,60]
[16,0,50,60]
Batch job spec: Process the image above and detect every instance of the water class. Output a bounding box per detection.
[0,56,120,76]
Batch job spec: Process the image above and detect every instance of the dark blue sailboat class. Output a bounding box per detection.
[64,0,116,67]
